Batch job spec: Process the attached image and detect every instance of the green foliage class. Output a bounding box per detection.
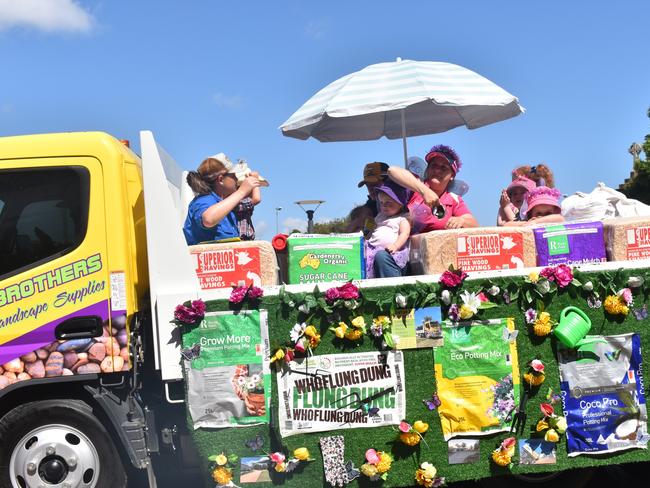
[620,106,650,204]
[313,217,349,234]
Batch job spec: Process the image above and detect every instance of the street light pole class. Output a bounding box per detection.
[275,207,282,235]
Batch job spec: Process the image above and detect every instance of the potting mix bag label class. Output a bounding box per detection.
[277,351,406,437]
[434,318,520,440]
[533,222,606,266]
[558,333,649,456]
[183,310,270,429]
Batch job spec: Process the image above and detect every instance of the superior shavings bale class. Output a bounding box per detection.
[418,226,536,274]
[188,241,278,289]
[603,216,650,262]
[287,233,365,284]
[533,221,606,266]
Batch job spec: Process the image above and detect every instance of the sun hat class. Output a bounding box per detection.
[526,186,561,212]
[199,152,235,175]
[231,160,270,186]
[507,175,536,195]
[357,162,389,187]
[424,144,461,174]
[374,179,409,208]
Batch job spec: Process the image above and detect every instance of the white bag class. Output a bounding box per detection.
[562,182,650,221]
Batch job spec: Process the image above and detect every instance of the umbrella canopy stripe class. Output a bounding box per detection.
[280,59,524,150]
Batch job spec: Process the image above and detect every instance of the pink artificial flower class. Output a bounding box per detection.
[229,286,248,304]
[174,299,206,324]
[284,349,295,363]
[477,292,489,302]
[398,421,411,433]
[500,437,516,450]
[325,287,341,304]
[439,269,467,288]
[365,449,380,465]
[248,286,264,300]
[294,339,306,353]
[619,288,633,306]
[270,452,286,464]
[524,308,537,324]
[191,299,206,316]
[540,403,554,417]
[540,267,555,281]
[338,282,360,300]
[530,359,545,373]
[553,265,574,289]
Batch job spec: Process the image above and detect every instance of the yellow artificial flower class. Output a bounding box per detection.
[214,453,228,466]
[533,321,552,337]
[344,328,363,341]
[360,463,378,478]
[374,316,390,327]
[376,452,392,473]
[304,325,318,338]
[523,372,545,386]
[413,420,429,434]
[293,447,310,461]
[212,466,233,485]
[415,470,435,487]
[274,462,287,473]
[544,428,560,443]
[334,323,348,338]
[536,419,549,432]
[554,416,568,434]
[270,349,285,363]
[309,333,321,348]
[351,316,366,329]
[420,462,437,479]
[399,431,421,446]
[604,295,629,315]
[459,304,474,320]
[528,271,539,283]
[491,449,512,467]
[537,311,551,325]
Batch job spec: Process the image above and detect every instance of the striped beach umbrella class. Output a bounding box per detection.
[280,58,524,163]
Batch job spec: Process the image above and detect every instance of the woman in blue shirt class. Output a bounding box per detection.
[183,153,262,245]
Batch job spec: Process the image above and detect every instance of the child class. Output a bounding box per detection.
[232,161,268,240]
[512,164,555,188]
[365,180,411,278]
[503,186,564,226]
[497,175,536,225]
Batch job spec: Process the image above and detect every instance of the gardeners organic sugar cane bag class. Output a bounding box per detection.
[558,333,649,455]
[434,318,520,440]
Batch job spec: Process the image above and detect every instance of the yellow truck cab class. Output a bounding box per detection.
[0,132,163,487]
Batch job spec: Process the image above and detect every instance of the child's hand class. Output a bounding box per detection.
[385,244,397,254]
[499,190,511,209]
[239,175,262,195]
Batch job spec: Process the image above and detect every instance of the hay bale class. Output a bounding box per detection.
[603,217,650,262]
[188,241,278,289]
[417,227,536,274]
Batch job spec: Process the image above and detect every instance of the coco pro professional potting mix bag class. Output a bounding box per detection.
[557,333,649,455]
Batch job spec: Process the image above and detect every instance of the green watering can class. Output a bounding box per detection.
[554,306,592,348]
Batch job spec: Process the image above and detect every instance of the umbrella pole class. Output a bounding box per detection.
[400,108,408,167]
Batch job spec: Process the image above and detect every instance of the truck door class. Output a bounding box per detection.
[0,157,110,387]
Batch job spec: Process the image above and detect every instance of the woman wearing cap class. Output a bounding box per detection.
[183,153,262,245]
[387,144,478,233]
[503,186,565,226]
[497,175,536,226]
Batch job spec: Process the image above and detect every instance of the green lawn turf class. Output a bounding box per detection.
[185,268,650,487]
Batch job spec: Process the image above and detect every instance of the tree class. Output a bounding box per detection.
[619,107,650,204]
[312,217,349,234]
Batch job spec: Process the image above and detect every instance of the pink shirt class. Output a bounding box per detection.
[408,187,470,234]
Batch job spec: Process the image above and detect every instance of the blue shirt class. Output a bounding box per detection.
[183,192,239,245]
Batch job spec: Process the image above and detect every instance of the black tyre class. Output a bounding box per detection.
[0,399,127,488]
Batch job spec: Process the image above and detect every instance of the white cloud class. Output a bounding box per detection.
[212,92,244,110]
[304,19,327,39]
[254,220,269,240]
[282,217,307,234]
[0,0,94,33]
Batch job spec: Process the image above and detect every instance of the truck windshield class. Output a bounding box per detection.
[0,166,89,279]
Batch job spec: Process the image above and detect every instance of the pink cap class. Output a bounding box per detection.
[507,175,536,194]
[526,186,561,212]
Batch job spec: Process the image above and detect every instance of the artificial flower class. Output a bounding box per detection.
[214,454,228,466]
[544,429,560,442]
[553,264,574,288]
[441,290,451,305]
[229,286,248,304]
[308,333,321,348]
[537,280,551,294]
[351,316,366,329]
[491,437,515,467]
[413,420,429,434]
[439,269,468,288]
[488,285,500,296]
[270,452,286,464]
[619,288,634,306]
[460,290,481,314]
[333,323,348,339]
[293,448,310,461]
[459,304,474,320]
[399,421,411,433]
[628,276,644,288]
[448,304,460,322]
[532,311,553,337]
[212,466,233,485]
[274,462,287,473]
[376,452,392,473]
[298,303,310,314]
[395,293,408,308]
[604,295,629,316]
[371,316,390,337]
[540,403,554,417]
[419,462,437,479]
[400,431,421,446]
[344,328,363,341]
[174,299,206,325]
[247,286,264,300]
[338,282,360,300]
[553,416,567,434]
[582,281,594,291]
[531,359,545,372]
[360,463,379,479]
[536,419,549,432]
[524,308,537,324]
[365,449,380,465]
[290,323,307,342]
[303,325,318,337]
[270,348,285,363]
[325,287,340,303]
[528,271,539,283]
[284,348,295,363]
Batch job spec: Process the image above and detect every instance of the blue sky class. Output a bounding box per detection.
[1,1,649,240]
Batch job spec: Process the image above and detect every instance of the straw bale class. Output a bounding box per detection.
[603,217,650,262]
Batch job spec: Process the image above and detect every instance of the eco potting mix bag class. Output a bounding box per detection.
[434,318,520,440]
[183,310,271,429]
[557,333,649,456]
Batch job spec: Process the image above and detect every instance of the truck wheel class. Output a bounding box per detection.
[0,399,127,488]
